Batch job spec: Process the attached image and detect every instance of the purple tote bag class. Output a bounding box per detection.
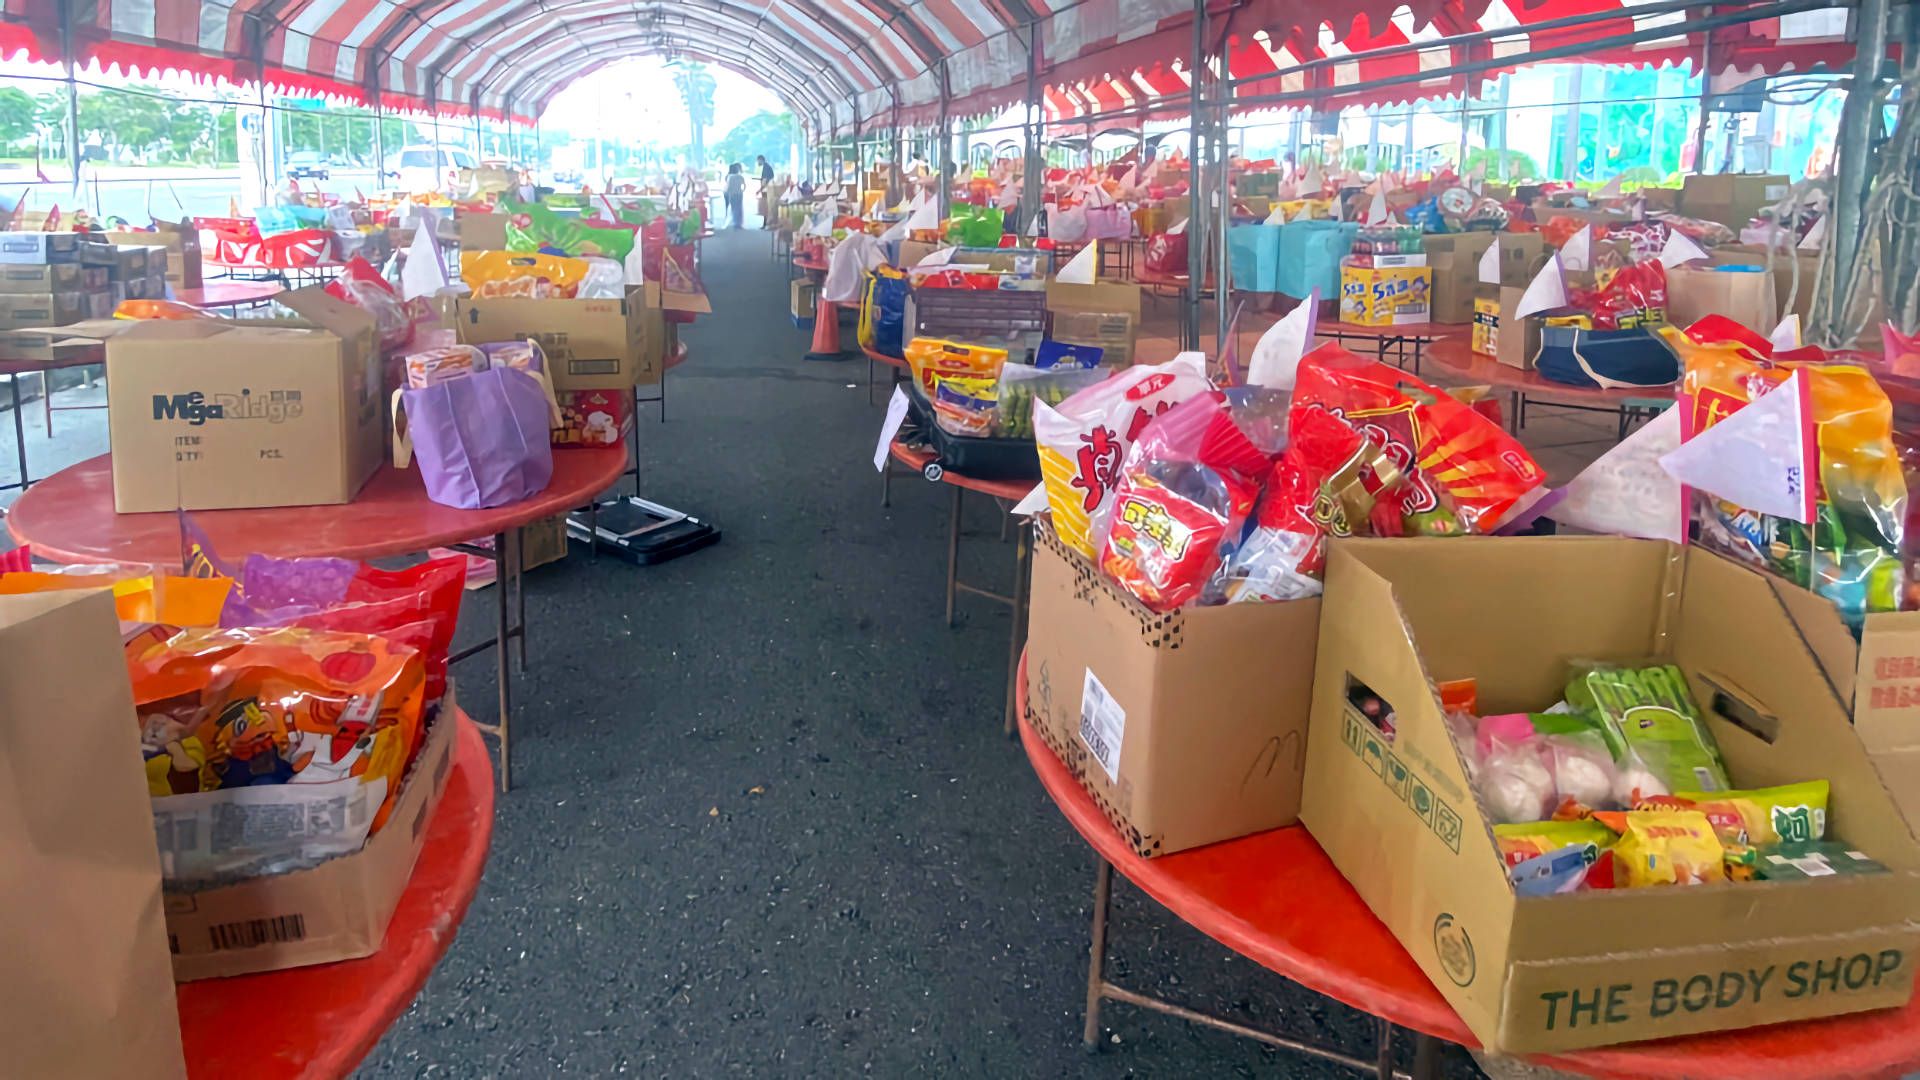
[393,365,554,510]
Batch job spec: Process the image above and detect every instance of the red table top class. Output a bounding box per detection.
[793,256,829,274]
[890,440,1033,501]
[863,345,907,370]
[1016,652,1920,1078]
[176,281,286,308]
[7,446,627,565]
[1426,336,1671,405]
[178,712,494,1079]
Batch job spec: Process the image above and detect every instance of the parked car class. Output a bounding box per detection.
[383,145,477,193]
[287,151,331,181]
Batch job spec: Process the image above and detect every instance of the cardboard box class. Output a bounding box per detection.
[1470,234,1550,364]
[77,239,113,267]
[1046,280,1142,367]
[1680,173,1791,230]
[103,225,201,289]
[0,291,87,329]
[456,211,507,250]
[1666,264,1777,332]
[105,287,382,513]
[1425,232,1495,325]
[0,262,88,293]
[790,277,819,321]
[555,386,634,447]
[521,516,570,570]
[0,231,81,263]
[108,246,149,280]
[1024,525,1320,856]
[456,284,655,391]
[1341,265,1433,326]
[82,290,113,319]
[164,689,459,981]
[897,239,943,269]
[1302,537,1920,1054]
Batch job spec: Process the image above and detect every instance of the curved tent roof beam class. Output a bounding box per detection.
[491,27,837,115]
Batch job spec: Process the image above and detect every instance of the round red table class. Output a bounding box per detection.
[1317,319,1458,375]
[862,345,906,405]
[9,447,628,792]
[175,281,285,310]
[178,712,494,1079]
[890,440,1033,735]
[1016,652,1920,1079]
[1427,335,1673,440]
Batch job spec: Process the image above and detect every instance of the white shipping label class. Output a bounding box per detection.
[1079,668,1126,783]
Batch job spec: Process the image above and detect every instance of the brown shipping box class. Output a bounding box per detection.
[456,211,507,250]
[1024,524,1319,856]
[106,287,382,513]
[1046,280,1142,367]
[1423,232,1494,325]
[1666,265,1777,333]
[457,282,661,391]
[1680,173,1791,230]
[1471,233,1548,366]
[1301,536,1920,1054]
[0,290,87,329]
[104,222,203,289]
[166,689,460,980]
[0,261,90,293]
[897,239,943,269]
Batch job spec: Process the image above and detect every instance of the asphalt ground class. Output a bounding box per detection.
[356,226,1488,1078]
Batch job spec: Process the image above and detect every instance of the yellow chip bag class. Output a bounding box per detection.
[903,337,1006,396]
[1605,810,1726,887]
[1672,780,1829,846]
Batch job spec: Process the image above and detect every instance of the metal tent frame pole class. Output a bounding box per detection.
[1022,23,1043,232]
[57,2,80,203]
[936,59,952,221]
[1813,0,1892,344]
[1185,0,1207,352]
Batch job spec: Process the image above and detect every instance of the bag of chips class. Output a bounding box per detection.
[1033,353,1213,557]
[1600,809,1727,887]
[502,197,637,260]
[1662,780,1830,846]
[930,374,998,437]
[462,250,592,299]
[1494,819,1618,867]
[903,337,1007,396]
[1671,325,1907,624]
[1291,345,1547,535]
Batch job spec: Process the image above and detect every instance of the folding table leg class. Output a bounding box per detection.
[493,531,513,793]
[1083,857,1114,1049]
[512,526,527,673]
[1004,520,1031,738]
[8,373,26,490]
[944,485,963,628]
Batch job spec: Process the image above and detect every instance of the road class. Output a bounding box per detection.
[0,169,381,225]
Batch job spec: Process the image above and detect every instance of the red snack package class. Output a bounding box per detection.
[343,557,466,700]
[325,255,420,352]
[1569,259,1667,330]
[1292,345,1546,534]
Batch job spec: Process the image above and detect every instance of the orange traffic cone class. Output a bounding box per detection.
[804,293,846,362]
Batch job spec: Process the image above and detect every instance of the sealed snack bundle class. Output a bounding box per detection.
[501,197,638,260]
[1468,711,1632,824]
[1290,345,1548,537]
[461,250,593,298]
[1646,780,1830,847]
[1561,259,1667,330]
[1097,394,1273,612]
[404,344,485,388]
[1670,323,1906,623]
[995,361,1107,439]
[129,626,428,884]
[1033,353,1213,556]
[1600,809,1727,887]
[903,337,1008,397]
[113,298,213,320]
[1565,661,1728,795]
[325,256,427,352]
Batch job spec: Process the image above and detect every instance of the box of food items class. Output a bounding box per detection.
[1301,536,1920,1054]
[455,251,663,391]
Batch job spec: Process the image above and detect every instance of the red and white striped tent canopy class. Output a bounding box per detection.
[0,0,1870,129]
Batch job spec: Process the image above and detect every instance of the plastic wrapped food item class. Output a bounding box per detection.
[1602,809,1727,887]
[1672,327,1907,625]
[324,256,416,352]
[462,250,592,299]
[904,337,1008,396]
[1662,780,1830,846]
[995,363,1106,439]
[1754,840,1889,879]
[1565,662,1729,794]
[1561,259,1668,331]
[577,256,627,299]
[930,374,998,436]
[113,298,213,320]
[1033,353,1212,556]
[404,344,486,388]
[1509,844,1599,897]
[1291,345,1546,536]
[1479,735,1557,824]
[502,197,637,260]
[1494,819,1618,867]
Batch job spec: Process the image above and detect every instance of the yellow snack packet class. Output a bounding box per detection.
[1607,810,1726,887]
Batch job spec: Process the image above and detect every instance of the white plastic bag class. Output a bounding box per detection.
[577,256,626,299]
[1050,204,1089,243]
[822,233,884,303]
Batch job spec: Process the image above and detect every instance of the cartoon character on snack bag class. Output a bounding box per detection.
[208,698,293,787]
[289,694,381,784]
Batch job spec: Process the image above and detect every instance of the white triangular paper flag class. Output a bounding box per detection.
[1595,173,1624,199]
[1512,255,1568,319]
[1263,203,1288,225]
[1559,225,1592,272]
[1056,242,1098,284]
[879,217,908,243]
[913,246,955,270]
[1245,291,1319,391]
[1769,313,1802,352]
[1168,217,1188,235]
[1026,209,1042,237]
[1658,229,1709,268]
[1119,164,1139,190]
[1660,370,1815,523]
[1549,406,1684,542]
[399,224,447,300]
[1302,163,1323,193]
[1798,214,1827,250]
[1478,239,1502,285]
[1012,483,1050,516]
[905,197,940,231]
[1365,189,1391,225]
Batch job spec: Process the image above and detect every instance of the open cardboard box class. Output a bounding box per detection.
[164,686,461,980]
[456,280,663,390]
[1024,522,1319,856]
[1302,536,1920,1054]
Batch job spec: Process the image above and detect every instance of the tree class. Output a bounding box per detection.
[0,87,35,153]
[711,110,792,170]
[669,59,715,171]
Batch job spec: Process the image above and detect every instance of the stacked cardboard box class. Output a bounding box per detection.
[102,222,203,291]
[1470,233,1549,367]
[0,232,116,329]
[1679,173,1791,232]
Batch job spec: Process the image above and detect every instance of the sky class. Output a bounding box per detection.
[539,59,785,143]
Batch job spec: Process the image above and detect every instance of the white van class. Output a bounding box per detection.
[383,145,476,193]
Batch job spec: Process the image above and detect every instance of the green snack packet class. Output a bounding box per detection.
[502,197,635,260]
[1565,662,1730,793]
[1754,840,1889,880]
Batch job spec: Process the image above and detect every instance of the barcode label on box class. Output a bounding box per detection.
[1079,669,1126,782]
[207,913,306,951]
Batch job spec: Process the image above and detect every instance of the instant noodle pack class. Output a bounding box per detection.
[1300,535,1920,1054]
